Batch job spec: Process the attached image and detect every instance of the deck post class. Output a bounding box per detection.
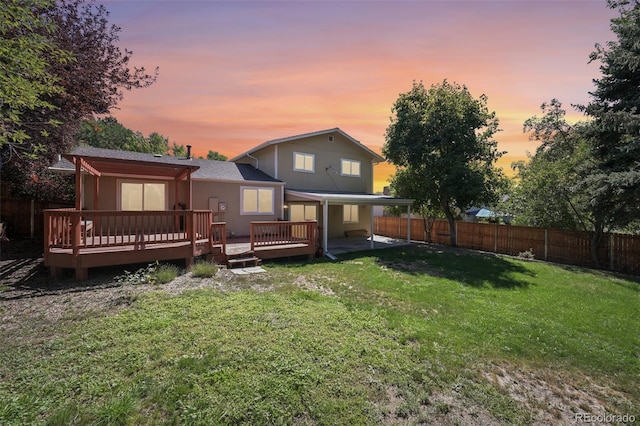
[187,211,196,255]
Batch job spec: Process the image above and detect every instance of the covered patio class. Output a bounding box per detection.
[284,190,413,259]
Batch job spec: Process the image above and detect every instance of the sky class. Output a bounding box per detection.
[102,0,616,192]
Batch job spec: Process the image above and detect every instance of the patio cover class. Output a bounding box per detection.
[285,190,414,257]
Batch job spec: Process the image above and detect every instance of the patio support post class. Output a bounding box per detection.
[370,205,374,249]
[75,157,82,210]
[323,200,329,254]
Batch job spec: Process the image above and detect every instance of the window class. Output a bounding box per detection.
[340,159,361,177]
[343,204,359,223]
[120,181,166,211]
[289,204,317,221]
[241,187,274,215]
[293,152,315,173]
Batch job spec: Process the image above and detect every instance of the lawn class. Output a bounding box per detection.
[0,244,638,425]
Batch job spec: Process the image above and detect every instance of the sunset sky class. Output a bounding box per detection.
[103,0,616,192]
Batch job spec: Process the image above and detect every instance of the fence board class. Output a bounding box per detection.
[374,217,639,275]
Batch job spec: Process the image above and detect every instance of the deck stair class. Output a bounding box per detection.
[227,251,261,269]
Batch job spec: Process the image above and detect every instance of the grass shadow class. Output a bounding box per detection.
[366,244,535,289]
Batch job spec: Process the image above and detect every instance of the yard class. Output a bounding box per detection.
[0,242,638,425]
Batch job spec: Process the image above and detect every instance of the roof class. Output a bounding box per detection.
[230,128,386,163]
[52,146,282,184]
[285,189,413,206]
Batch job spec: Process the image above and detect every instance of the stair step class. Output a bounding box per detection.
[227,256,261,269]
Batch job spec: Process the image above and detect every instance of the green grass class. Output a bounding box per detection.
[1,245,638,425]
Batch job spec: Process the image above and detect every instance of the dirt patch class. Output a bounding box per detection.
[483,363,634,425]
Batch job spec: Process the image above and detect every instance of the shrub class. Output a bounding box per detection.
[115,261,179,285]
[189,261,218,278]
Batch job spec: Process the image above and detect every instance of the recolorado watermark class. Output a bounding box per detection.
[574,413,636,423]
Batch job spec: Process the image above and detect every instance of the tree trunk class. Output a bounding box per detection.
[441,202,457,247]
[590,222,604,269]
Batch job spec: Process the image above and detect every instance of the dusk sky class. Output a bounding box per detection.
[103,0,616,191]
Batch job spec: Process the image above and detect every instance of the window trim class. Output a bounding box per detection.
[117,179,168,211]
[293,152,315,173]
[240,186,275,215]
[340,158,361,177]
[343,204,359,223]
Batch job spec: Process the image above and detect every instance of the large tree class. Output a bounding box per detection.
[2,0,158,200]
[510,100,595,231]
[79,117,170,154]
[383,80,504,246]
[576,0,640,265]
[0,0,70,151]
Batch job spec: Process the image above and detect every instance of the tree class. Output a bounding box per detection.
[577,0,640,264]
[510,100,595,231]
[79,117,169,154]
[170,142,187,158]
[0,0,71,151]
[207,150,227,161]
[2,0,158,200]
[383,80,504,246]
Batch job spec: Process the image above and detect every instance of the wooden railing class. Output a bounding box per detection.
[211,222,227,254]
[44,209,214,252]
[250,220,318,250]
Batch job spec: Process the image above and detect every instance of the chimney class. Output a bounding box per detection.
[186,145,192,160]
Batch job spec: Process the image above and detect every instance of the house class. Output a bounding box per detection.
[45,128,412,279]
[231,128,413,256]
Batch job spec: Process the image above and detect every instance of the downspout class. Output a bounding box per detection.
[247,152,259,169]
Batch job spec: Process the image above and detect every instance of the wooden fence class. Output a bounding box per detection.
[374,217,640,276]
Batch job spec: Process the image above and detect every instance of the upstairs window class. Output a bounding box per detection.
[241,187,274,215]
[343,204,359,223]
[341,159,361,177]
[119,181,166,211]
[293,152,315,173]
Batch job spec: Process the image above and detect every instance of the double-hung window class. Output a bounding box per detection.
[340,159,361,177]
[343,204,359,223]
[241,187,274,215]
[119,181,167,211]
[293,152,315,173]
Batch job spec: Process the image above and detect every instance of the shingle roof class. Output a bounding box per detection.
[229,128,385,163]
[51,146,282,184]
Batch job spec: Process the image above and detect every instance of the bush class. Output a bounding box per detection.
[189,261,218,278]
[115,261,179,285]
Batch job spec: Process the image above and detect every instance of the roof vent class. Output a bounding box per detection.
[154,154,162,158]
[328,135,334,142]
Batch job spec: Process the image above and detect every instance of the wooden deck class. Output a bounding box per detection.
[44,209,317,280]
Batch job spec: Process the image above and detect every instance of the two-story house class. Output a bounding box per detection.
[47,128,412,279]
[231,128,413,256]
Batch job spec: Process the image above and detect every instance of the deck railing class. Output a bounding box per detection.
[44,209,214,252]
[250,220,318,250]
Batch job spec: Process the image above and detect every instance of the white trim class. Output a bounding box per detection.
[340,158,361,177]
[285,189,413,206]
[117,179,168,211]
[293,152,315,173]
[343,204,359,223]
[240,186,275,215]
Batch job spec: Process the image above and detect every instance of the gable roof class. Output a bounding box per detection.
[230,128,386,163]
[52,146,282,184]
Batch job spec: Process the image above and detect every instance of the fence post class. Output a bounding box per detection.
[494,223,498,253]
[544,229,548,261]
